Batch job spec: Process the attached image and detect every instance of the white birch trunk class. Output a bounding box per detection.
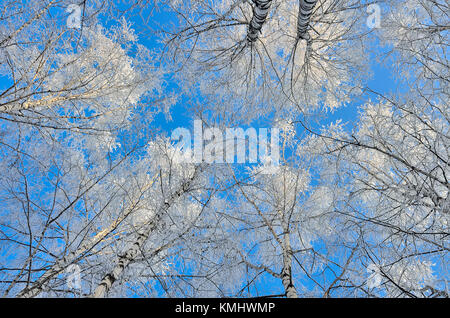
[17,212,135,298]
[16,175,160,298]
[281,233,299,298]
[91,202,170,298]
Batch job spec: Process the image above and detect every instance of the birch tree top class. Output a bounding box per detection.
[0,0,448,298]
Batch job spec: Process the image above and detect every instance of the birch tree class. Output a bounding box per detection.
[190,124,355,298]
[7,137,221,297]
[290,0,449,297]
[162,0,371,125]
[0,0,179,297]
[0,0,448,298]
[304,92,448,297]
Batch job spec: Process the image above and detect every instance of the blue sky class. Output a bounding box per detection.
[0,1,427,297]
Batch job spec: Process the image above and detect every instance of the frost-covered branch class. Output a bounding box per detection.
[91,166,202,297]
[247,0,273,43]
[297,0,318,40]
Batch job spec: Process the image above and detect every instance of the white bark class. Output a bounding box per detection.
[281,256,298,298]
[91,169,200,298]
[297,0,318,40]
[17,208,136,298]
[247,0,273,43]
